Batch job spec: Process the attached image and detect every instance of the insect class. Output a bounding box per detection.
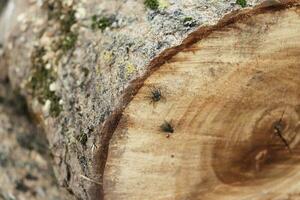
[146,86,165,105]
[160,120,174,138]
[273,109,292,153]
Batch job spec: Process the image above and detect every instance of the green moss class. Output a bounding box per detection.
[49,95,62,117]
[144,0,159,10]
[46,0,77,52]
[76,132,88,146]
[183,17,193,23]
[91,15,114,31]
[59,7,78,52]
[60,9,76,33]
[236,0,247,7]
[183,17,197,27]
[60,32,78,52]
[27,47,62,117]
[28,1,79,117]
[46,0,76,32]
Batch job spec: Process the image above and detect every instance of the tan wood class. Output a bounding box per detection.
[104,4,300,200]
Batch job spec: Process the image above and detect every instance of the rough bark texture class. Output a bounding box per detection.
[2,0,299,200]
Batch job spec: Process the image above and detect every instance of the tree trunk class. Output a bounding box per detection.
[1,0,300,200]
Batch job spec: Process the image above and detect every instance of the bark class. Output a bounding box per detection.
[1,0,300,200]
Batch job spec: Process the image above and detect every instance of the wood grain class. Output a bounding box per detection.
[104,4,300,200]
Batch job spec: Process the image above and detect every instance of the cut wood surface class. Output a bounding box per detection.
[104,4,300,200]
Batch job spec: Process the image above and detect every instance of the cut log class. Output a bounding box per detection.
[2,1,267,199]
[104,3,300,200]
[2,0,300,199]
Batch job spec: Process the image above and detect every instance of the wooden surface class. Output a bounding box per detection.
[104,4,300,200]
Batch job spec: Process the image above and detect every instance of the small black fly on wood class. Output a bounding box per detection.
[160,120,174,138]
[146,86,165,105]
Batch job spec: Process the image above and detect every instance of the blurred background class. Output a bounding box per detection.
[0,1,69,199]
